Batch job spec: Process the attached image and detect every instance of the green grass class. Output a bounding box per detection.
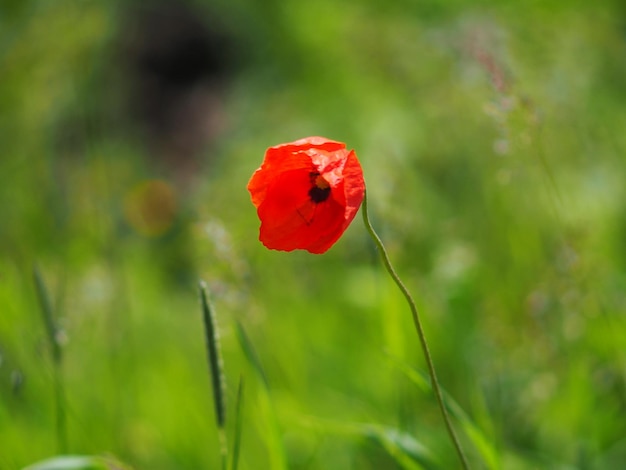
[2,0,626,468]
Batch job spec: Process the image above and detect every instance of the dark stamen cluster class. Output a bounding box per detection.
[308,172,331,203]
[309,186,331,203]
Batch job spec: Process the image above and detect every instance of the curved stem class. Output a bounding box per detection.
[361,191,469,469]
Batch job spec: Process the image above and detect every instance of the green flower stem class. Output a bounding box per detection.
[361,191,469,470]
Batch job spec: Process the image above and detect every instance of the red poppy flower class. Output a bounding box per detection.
[247,136,365,254]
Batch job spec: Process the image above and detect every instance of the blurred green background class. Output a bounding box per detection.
[2,0,626,468]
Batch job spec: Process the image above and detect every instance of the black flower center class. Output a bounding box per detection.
[308,172,331,203]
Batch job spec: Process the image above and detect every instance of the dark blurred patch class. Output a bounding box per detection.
[119,0,239,184]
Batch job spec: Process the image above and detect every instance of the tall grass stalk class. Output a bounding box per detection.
[32,265,67,454]
[361,192,469,469]
[199,281,228,470]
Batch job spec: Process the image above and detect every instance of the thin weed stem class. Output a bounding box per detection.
[361,192,469,469]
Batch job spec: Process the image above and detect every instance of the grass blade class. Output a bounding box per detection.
[234,320,268,387]
[33,266,61,363]
[33,265,67,454]
[367,426,439,470]
[199,281,227,467]
[387,354,500,469]
[23,455,132,470]
[235,320,287,469]
[230,375,245,470]
[298,415,441,470]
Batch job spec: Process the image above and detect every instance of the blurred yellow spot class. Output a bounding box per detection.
[124,180,177,237]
